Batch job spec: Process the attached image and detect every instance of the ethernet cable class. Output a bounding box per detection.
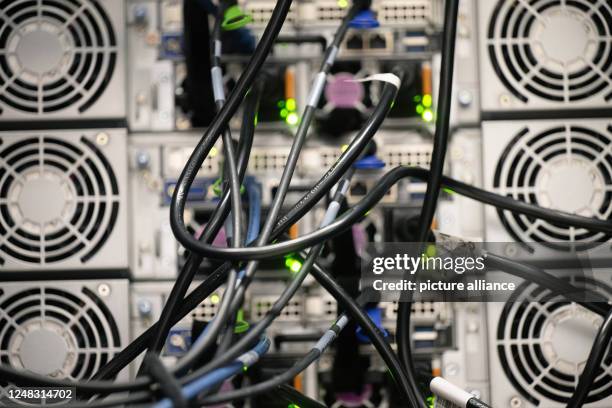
[199,312,353,404]
[153,337,271,408]
[397,0,459,406]
[184,175,354,382]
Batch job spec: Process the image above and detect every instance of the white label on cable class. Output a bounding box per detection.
[349,73,401,89]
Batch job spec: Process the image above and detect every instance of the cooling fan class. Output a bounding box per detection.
[483,120,612,252]
[0,0,125,120]
[487,276,612,407]
[478,0,612,111]
[0,280,128,392]
[315,62,375,135]
[0,130,127,271]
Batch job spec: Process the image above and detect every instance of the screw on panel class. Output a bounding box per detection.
[505,244,517,257]
[96,132,109,146]
[510,396,522,407]
[500,94,511,106]
[97,283,111,297]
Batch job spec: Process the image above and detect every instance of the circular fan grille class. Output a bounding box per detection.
[497,278,612,405]
[0,285,121,382]
[0,135,120,265]
[487,0,612,103]
[493,125,612,248]
[0,0,117,114]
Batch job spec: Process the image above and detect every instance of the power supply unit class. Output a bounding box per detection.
[477,0,612,113]
[0,279,130,381]
[0,129,128,272]
[482,119,612,257]
[0,0,126,121]
[486,275,612,407]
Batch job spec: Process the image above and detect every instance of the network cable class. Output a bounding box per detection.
[397,0,459,406]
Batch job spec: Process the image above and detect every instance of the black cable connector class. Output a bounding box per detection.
[143,353,187,408]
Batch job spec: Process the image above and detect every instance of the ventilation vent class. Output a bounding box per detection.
[0,0,123,118]
[380,144,432,168]
[249,147,293,173]
[487,0,612,104]
[0,284,122,381]
[379,1,432,25]
[493,124,612,248]
[497,278,612,405]
[0,134,122,267]
[244,2,297,27]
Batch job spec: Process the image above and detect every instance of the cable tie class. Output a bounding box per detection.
[237,350,259,366]
[314,329,336,352]
[211,66,226,102]
[307,72,327,107]
[349,73,401,89]
[143,352,187,408]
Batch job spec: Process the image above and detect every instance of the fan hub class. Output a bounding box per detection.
[535,11,592,67]
[15,29,64,75]
[18,328,68,376]
[539,160,596,214]
[542,306,601,374]
[325,73,365,109]
[17,175,68,225]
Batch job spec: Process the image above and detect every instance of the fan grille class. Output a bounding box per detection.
[493,124,612,248]
[0,0,117,115]
[0,135,120,265]
[487,0,612,104]
[497,278,612,405]
[0,285,121,381]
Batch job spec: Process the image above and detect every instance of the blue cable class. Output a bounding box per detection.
[154,338,270,408]
[246,180,261,244]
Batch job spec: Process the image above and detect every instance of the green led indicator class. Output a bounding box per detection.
[285,256,302,274]
[286,98,296,111]
[416,105,424,114]
[210,293,220,304]
[278,100,285,108]
[422,109,434,122]
[422,94,432,108]
[280,108,289,118]
[413,95,422,103]
[286,112,299,126]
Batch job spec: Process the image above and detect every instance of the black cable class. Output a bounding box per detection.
[567,309,612,408]
[168,1,361,262]
[397,1,459,407]
[198,293,370,405]
[169,0,292,256]
[310,262,417,407]
[484,252,610,317]
[192,2,363,379]
[182,177,353,382]
[140,82,260,361]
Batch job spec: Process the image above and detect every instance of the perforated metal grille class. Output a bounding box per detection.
[493,124,612,248]
[0,285,121,381]
[0,0,117,115]
[0,135,120,265]
[487,0,612,104]
[497,278,612,405]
